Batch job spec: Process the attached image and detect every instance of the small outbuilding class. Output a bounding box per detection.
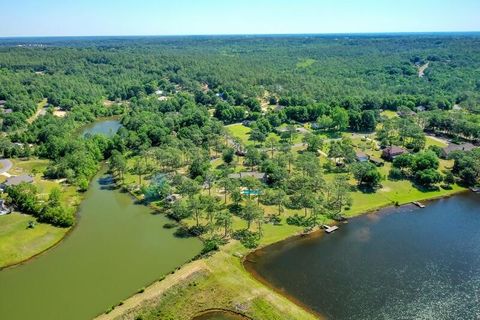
[356,151,369,162]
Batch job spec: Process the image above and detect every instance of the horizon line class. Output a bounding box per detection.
[1,30,480,39]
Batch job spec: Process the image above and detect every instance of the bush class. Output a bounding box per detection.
[388,167,404,180]
[201,236,226,254]
[286,214,316,227]
[265,214,282,225]
[232,229,260,248]
[163,223,177,229]
[188,225,208,236]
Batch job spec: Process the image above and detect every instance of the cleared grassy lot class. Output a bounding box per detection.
[0,158,80,267]
[0,213,68,268]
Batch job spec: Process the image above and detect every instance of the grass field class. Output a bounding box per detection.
[225,123,252,145]
[0,213,68,268]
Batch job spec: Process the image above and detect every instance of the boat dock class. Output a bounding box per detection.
[470,187,480,193]
[322,225,339,234]
[412,201,426,208]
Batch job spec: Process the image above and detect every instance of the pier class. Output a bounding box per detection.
[412,201,426,208]
[322,225,339,234]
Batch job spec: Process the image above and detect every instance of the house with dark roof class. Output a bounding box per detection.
[382,146,406,161]
[441,143,476,158]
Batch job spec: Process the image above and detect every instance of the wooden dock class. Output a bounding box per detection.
[322,225,339,234]
[412,201,426,208]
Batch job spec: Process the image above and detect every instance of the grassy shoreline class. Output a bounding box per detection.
[0,159,94,269]
[97,186,466,320]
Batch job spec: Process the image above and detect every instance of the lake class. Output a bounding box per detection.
[0,171,202,320]
[246,193,480,320]
[82,119,122,137]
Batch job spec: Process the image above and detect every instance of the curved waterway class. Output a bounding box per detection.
[246,193,480,320]
[0,171,202,320]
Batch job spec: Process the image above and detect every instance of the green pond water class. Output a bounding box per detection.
[0,171,202,320]
[81,119,122,137]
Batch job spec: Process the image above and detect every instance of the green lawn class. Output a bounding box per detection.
[380,110,399,119]
[425,135,448,148]
[0,213,68,268]
[296,58,316,69]
[226,123,252,145]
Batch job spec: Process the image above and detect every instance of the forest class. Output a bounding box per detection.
[0,33,479,239]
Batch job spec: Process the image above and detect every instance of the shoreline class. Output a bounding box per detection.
[242,188,470,319]
[92,187,468,319]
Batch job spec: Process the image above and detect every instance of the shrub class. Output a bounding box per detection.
[163,223,177,229]
[388,167,404,180]
[232,229,260,248]
[201,236,226,254]
[286,214,316,227]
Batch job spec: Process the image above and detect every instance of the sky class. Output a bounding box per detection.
[1,0,479,37]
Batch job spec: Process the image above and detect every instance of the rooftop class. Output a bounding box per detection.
[4,175,34,186]
[442,143,476,154]
[228,171,266,179]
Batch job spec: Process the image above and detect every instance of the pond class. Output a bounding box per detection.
[246,193,480,320]
[81,119,122,137]
[0,170,202,320]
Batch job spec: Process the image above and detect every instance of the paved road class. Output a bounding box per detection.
[0,159,13,174]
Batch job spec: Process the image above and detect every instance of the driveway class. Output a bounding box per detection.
[0,159,13,174]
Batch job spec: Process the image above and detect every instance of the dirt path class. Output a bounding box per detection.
[95,260,209,320]
[418,62,429,77]
[27,100,47,124]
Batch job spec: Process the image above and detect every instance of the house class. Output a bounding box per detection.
[0,100,6,106]
[397,109,416,117]
[369,157,385,167]
[416,106,426,112]
[382,146,406,161]
[356,151,369,162]
[3,175,34,187]
[2,109,13,114]
[441,143,476,158]
[154,90,164,95]
[276,127,289,134]
[296,127,309,134]
[228,171,266,182]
